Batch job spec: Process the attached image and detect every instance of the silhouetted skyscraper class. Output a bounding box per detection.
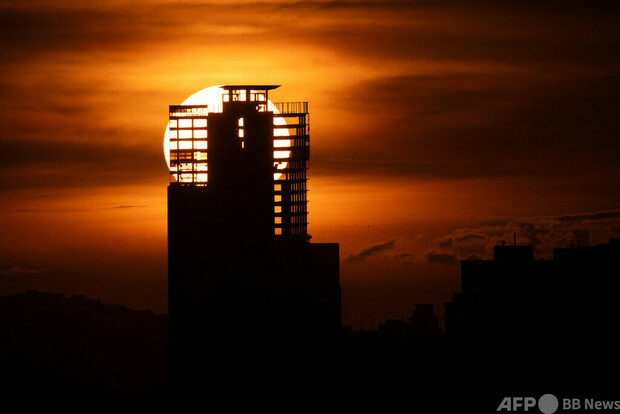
[167,86,340,399]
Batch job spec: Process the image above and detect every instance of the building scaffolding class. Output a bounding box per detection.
[168,85,309,239]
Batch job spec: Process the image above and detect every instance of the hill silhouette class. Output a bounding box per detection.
[0,290,168,411]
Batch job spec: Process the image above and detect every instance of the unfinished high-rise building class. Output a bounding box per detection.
[167,85,340,391]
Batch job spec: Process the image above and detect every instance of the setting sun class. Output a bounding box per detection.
[163,86,291,182]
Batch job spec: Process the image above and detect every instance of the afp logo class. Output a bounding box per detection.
[497,394,559,414]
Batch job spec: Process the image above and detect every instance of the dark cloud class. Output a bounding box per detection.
[103,205,147,210]
[283,0,620,69]
[0,4,187,60]
[2,1,617,65]
[555,210,620,223]
[345,238,397,263]
[9,205,148,213]
[392,253,413,266]
[455,234,486,243]
[391,209,620,270]
[431,209,620,260]
[438,233,485,249]
[0,137,168,190]
[0,265,51,277]
[425,251,458,267]
[314,71,620,183]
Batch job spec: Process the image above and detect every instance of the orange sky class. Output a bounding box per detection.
[1,0,619,328]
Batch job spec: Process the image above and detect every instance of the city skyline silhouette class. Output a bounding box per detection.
[2,238,618,412]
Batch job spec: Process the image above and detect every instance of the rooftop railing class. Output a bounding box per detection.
[272,102,308,114]
[169,101,308,117]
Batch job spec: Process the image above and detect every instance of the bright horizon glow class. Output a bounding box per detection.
[163,86,291,181]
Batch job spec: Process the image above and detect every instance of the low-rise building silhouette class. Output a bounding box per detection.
[445,238,620,355]
[377,304,441,346]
